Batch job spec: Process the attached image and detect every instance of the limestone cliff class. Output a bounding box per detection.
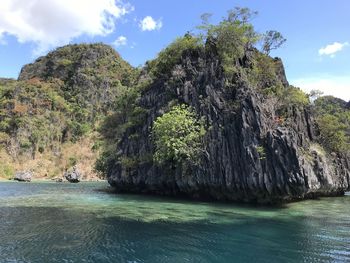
[104,44,350,203]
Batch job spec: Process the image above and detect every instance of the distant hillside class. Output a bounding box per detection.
[0,43,137,180]
[19,43,136,122]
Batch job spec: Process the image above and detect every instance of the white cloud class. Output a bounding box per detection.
[291,76,350,101]
[113,35,127,47]
[139,16,162,31]
[318,42,349,58]
[0,0,133,54]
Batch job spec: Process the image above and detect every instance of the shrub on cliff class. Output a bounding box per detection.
[283,86,309,107]
[249,52,284,93]
[152,104,206,165]
[208,9,259,76]
[198,8,286,79]
[147,34,202,79]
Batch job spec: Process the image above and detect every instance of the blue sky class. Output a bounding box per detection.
[0,0,349,100]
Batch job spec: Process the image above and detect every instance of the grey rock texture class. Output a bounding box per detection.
[14,171,32,182]
[107,48,350,203]
[64,166,81,183]
[347,101,350,109]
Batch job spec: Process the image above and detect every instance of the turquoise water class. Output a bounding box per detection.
[0,182,349,263]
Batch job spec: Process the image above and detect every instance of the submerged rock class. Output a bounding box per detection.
[14,171,32,182]
[64,166,81,183]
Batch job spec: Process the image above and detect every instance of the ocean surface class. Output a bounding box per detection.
[0,181,349,263]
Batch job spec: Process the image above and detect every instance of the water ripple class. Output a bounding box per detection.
[0,182,349,263]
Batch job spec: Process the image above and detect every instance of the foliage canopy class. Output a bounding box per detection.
[152,105,206,165]
[147,34,202,79]
[314,96,350,153]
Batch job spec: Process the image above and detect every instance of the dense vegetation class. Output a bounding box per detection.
[147,34,202,79]
[152,105,206,165]
[0,44,136,179]
[314,96,350,153]
[19,43,137,123]
[0,79,72,157]
[0,78,98,179]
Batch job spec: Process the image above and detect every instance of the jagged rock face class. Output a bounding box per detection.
[107,49,350,204]
[272,57,289,87]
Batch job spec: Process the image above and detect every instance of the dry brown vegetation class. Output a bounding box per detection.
[0,132,102,181]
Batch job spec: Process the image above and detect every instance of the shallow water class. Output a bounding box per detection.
[0,181,349,263]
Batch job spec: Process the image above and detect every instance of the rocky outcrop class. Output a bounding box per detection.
[64,166,81,183]
[14,171,32,182]
[106,47,350,204]
[347,101,350,109]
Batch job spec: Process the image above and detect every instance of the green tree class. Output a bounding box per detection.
[283,86,309,107]
[317,114,349,152]
[309,89,324,102]
[226,7,258,24]
[207,8,260,75]
[197,8,260,76]
[314,96,350,153]
[262,30,286,55]
[147,34,202,78]
[152,104,206,165]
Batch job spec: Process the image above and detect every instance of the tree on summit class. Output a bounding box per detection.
[262,30,286,55]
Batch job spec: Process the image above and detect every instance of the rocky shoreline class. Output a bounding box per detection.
[0,177,106,183]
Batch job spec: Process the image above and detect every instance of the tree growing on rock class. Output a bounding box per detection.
[262,30,286,55]
[152,104,206,165]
